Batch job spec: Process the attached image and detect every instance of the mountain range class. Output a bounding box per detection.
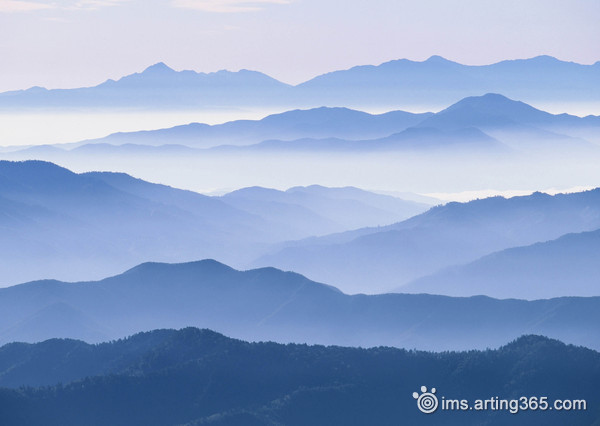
[220,185,428,231]
[0,160,265,285]
[0,160,426,285]
[68,107,433,149]
[401,228,600,299]
[1,259,600,351]
[1,56,599,111]
[0,62,291,110]
[296,55,600,108]
[219,126,507,153]
[3,160,600,299]
[2,55,599,426]
[255,189,600,295]
[4,94,598,157]
[0,329,598,425]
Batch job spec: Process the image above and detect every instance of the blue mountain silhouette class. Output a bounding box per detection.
[0,160,425,285]
[1,259,600,352]
[401,228,600,299]
[67,106,432,149]
[1,56,599,110]
[255,189,600,295]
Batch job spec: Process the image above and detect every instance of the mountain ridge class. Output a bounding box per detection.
[1,259,600,351]
[0,328,598,425]
[0,160,429,285]
[254,188,600,294]
[2,56,599,110]
[9,94,593,155]
[400,227,600,299]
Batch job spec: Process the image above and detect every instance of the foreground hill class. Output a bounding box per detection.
[0,329,598,426]
[1,260,600,351]
[255,189,600,295]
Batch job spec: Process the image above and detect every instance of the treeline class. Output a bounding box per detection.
[0,328,598,425]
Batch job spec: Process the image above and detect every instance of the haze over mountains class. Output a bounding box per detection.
[2,259,600,352]
[2,49,599,425]
[5,93,598,154]
[223,126,506,153]
[3,93,600,149]
[1,56,599,111]
[220,185,428,232]
[255,189,600,295]
[401,228,600,299]
[2,160,600,300]
[3,93,599,200]
[416,93,600,149]
[0,160,427,285]
[68,107,434,149]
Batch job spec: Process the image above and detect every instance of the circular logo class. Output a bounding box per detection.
[413,386,438,414]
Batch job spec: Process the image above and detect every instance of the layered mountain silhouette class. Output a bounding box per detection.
[70,107,433,149]
[4,161,600,299]
[296,55,600,108]
[415,93,599,150]
[220,185,429,231]
[2,56,599,110]
[1,259,600,351]
[401,228,600,299]
[0,62,292,109]
[254,189,600,295]
[0,160,261,284]
[2,56,598,426]
[223,126,507,153]
[418,93,597,130]
[6,94,597,157]
[0,161,424,285]
[0,329,598,425]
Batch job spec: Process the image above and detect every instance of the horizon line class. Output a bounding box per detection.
[3,54,599,93]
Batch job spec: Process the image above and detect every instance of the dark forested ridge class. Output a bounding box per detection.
[0,328,598,426]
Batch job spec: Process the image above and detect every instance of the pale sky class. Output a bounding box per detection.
[0,0,599,92]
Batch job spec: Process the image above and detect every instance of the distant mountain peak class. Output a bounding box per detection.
[529,55,561,63]
[25,86,48,93]
[480,92,510,100]
[425,55,450,63]
[122,259,232,277]
[443,93,532,112]
[142,62,176,74]
[459,93,513,104]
